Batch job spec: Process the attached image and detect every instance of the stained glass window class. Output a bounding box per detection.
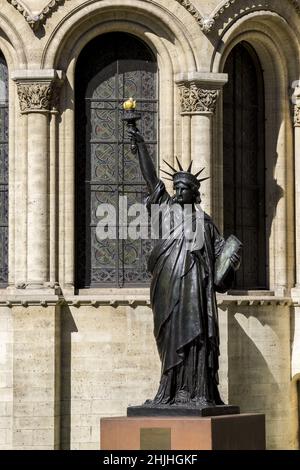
[0,52,8,286]
[75,33,157,288]
[223,42,267,289]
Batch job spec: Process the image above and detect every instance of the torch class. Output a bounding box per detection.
[122,97,141,155]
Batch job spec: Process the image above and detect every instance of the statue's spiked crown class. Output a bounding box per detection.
[161,157,209,192]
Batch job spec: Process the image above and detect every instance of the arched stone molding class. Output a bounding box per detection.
[41,2,194,291]
[0,13,28,291]
[6,0,67,31]
[211,11,299,297]
[174,0,215,33]
[6,0,208,34]
[211,13,300,449]
[8,0,300,36]
[206,0,300,35]
[41,0,199,72]
[0,12,27,69]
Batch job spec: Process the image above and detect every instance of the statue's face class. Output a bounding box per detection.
[174,182,195,205]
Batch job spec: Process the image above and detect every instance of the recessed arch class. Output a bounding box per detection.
[223,41,266,289]
[213,11,298,293]
[47,4,190,288]
[0,11,27,69]
[212,11,300,78]
[75,31,158,288]
[41,0,198,73]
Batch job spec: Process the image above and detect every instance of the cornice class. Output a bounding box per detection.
[0,294,293,308]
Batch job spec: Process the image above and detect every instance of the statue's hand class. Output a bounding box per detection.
[127,127,144,144]
[230,252,241,271]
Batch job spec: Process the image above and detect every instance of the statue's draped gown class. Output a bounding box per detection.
[146,181,234,406]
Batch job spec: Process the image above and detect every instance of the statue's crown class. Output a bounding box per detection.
[160,157,209,190]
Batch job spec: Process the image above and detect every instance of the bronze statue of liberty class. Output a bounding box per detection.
[124,102,241,411]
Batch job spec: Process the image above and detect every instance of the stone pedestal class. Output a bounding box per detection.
[101,414,265,450]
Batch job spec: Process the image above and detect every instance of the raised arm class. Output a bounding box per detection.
[128,127,159,193]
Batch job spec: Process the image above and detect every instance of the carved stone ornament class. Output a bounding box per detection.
[7,0,300,34]
[179,83,219,114]
[176,0,300,34]
[16,81,58,113]
[210,0,300,28]
[175,0,215,32]
[295,105,300,127]
[6,0,66,31]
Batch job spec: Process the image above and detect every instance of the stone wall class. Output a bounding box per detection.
[60,304,159,450]
[0,0,300,450]
[0,306,12,449]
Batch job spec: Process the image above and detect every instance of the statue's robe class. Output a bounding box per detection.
[146,181,234,405]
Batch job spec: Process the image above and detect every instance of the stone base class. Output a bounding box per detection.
[127,404,240,417]
[101,414,265,450]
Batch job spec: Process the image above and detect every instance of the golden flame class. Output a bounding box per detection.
[123,97,136,110]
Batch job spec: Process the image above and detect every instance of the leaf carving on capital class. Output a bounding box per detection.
[295,105,300,127]
[179,83,219,114]
[6,0,66,31]
[178,84,192,113]
[16,82,55,112]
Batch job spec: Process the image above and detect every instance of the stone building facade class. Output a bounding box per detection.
[0,0,299,450]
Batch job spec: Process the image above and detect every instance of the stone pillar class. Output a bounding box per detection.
[12,71,62,290]
[177,73,227,215]
[293,90,300,289]
[9,71,62,450]
[49,108,59,287]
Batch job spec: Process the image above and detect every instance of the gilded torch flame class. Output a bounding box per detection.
[123,97,136,110]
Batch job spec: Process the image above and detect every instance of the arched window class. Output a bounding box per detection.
[75,33,157,288]
[223,42,266,290]
[0,52,8,287]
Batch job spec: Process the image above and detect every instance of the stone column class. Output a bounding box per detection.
[293,89,300,289]
[12,71,62,290]
[177,73,227,215]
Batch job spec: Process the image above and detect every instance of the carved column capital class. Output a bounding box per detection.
[178,82,220,115]
[16,81,55,113]
[12,70,64,114]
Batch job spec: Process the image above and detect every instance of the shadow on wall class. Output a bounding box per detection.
[225,305,285,412]
[60,306,78,450]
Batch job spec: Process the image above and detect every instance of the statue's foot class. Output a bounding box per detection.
[144,399,153,406]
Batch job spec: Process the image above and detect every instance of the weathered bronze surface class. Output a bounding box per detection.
[124,110,241,414]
